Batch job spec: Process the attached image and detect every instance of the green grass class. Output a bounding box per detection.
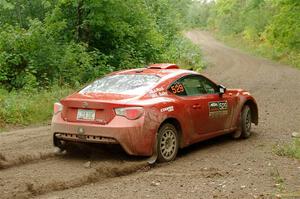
[270,168,285,193]
[274,138,300,160]
[0,86,74,131]
[213,33,300,69]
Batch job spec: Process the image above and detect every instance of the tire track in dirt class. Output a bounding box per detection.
[0,126,150,199]
[0,150,55,170]
[0,126,56,170]
[0,147,149,199]
[26,163,150,197]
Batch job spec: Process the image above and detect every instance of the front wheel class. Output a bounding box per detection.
[157,123,179,163]
[241,105,252,138]
[232,105,252,139]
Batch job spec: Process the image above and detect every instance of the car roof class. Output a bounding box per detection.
[112,63,198,79]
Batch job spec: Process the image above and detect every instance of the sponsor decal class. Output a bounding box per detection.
[149,87,164,94]
[149,86,167,98]
[160,106,174,113]
[208,101,228,118]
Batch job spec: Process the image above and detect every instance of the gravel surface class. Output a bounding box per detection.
[0,30,299,199]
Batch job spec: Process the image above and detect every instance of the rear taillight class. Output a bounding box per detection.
[53,102,63,115]
[114,107,144,120]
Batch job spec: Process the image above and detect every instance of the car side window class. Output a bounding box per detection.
[202,77,218,94]
[181,76,206,96]
[168,75,218,96]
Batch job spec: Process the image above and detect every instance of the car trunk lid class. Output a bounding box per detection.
[60,92,138,124]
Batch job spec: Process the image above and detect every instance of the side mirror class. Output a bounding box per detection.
[218,85,226,95]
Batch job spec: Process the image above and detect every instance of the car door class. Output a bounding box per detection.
[201,77,234,132]
[168,75,233,140]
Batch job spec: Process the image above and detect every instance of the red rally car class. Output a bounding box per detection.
[51,63,258,162]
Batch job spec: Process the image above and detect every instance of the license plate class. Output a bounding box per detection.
[77,109,95,121]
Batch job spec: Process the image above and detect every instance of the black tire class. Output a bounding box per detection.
[241,105,252,138]
[232,105,252,139]
[157,123,179,163]
[53,134,68,151]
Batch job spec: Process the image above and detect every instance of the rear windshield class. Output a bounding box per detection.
[80,74,160,95]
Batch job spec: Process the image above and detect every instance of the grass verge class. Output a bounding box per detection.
[0,86,74,132]
[274,138,300,160]
[212,33,300,69]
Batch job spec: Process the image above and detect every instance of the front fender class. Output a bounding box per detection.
[234,94,258,128]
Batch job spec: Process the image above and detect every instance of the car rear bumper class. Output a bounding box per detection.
[51,113,156,156]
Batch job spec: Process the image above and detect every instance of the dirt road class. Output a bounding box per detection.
[0,30,299,199]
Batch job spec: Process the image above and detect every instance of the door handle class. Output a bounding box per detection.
[192,104,201,109]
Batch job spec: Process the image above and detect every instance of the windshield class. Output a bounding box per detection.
[80,74,160,95]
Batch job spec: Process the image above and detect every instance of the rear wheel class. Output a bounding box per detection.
[157,123,179,163]
[53,134,68,151]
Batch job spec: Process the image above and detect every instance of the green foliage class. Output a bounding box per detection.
[0,21,57,90]
[0,0,202,92]
[48,0,166,67]
[186,0,213,28]
[0,0,57,28]
[264,0,300,51]
[145,0,188,38]
[0,0,204,128]
[188,0,300,68]
[58,42,111,86]
[162,35,204,71]
[208,0,272,36]
[0,19,108,90]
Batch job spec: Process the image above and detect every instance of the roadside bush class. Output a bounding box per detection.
[162,35,204,71]
[0,20,112,90]
[57,42,111,86]
[0,20,61,90]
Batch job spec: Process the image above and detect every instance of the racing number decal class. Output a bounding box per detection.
[170,83,185,94]
[218,101,228,111]
[208,101,228,117]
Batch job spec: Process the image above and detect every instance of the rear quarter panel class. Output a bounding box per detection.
[127,96,193,148]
